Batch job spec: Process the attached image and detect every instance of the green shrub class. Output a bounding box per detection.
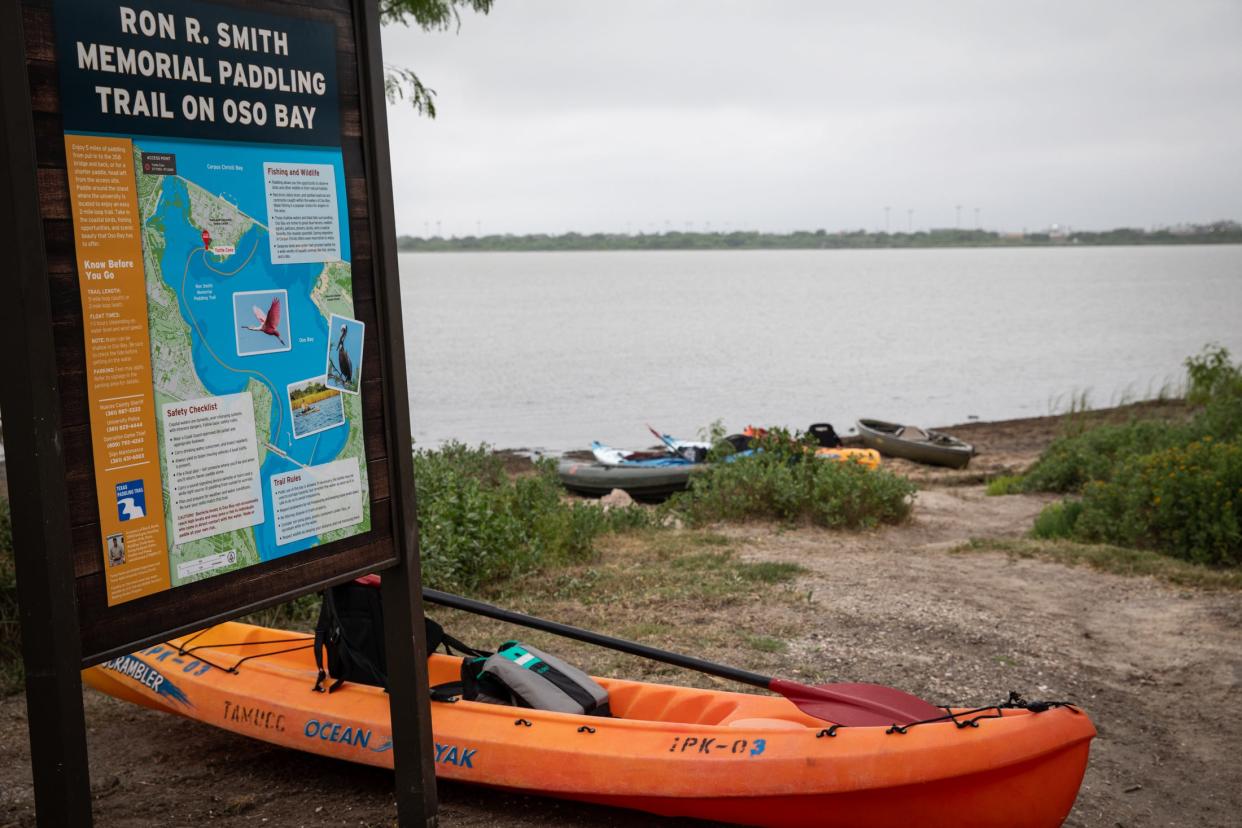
[1031,500,1084,539]
[1019,347,1242,566]
[668,428,915,529]
[1185,345,1242,406]
[1195,385,1242,444]
[1021,419,1190,493]
[1186,345,1242,441]
[1021,346,1242,496]
[415,442,651,592]
[1072,438,1242,566]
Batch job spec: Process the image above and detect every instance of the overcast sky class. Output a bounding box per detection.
[379,1,1242,237]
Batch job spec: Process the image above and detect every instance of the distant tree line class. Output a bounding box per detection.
[397,221,1242,253]
[290,380,331,402]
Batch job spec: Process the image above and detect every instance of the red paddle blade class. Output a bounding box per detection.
[769,678,945,727]
[646,424,675,450]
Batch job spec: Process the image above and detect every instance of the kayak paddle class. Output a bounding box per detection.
[646,423,680,453]
[645,424,708,464]
[422,588,945,727]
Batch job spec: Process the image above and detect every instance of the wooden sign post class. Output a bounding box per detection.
[0,0,438,824]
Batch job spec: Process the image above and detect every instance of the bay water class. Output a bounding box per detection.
[401,245,1242,452]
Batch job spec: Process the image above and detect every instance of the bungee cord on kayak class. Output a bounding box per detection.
[171,629,314,674]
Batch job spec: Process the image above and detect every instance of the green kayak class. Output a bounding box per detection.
[856,419,975,469]
[557,459,700,501]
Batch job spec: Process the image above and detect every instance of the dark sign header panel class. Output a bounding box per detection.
[53,0,340,146]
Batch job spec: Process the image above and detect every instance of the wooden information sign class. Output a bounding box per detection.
[0,0,438,824]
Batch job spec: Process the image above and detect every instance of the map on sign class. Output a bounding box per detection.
[132,137,369,585]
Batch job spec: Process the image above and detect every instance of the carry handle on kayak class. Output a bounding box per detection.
[422,588,944,727]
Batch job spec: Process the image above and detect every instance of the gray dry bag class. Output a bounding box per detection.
[463,641,610,717]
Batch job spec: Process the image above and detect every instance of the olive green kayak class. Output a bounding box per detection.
[855,419,974,469]
[557,459,700,501]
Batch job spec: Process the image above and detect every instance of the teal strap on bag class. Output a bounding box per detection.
[498,643,549,673]
[464,641,611,716]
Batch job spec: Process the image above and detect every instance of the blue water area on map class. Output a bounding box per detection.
[140,137,353,561]
[292,392,346,441]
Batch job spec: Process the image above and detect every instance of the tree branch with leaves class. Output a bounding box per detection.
[380,0,494,118]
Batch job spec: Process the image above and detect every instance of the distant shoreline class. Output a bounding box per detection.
[492,398,1190,471]
[0,399,1188,500]
[397,224,1242,253]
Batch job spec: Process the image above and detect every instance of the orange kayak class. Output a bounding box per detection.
[814,446,881,469]
[83,622,1094,827]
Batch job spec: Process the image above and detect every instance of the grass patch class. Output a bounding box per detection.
[956,538,1242,590]
[619,622,673,640]
[667,428,916,529]
[744,635,788,654]
[739,561,807,584]
[475,529,807,611]
[425,528,813,687]
[986,474,1025,496]
[1031,500,1084,539]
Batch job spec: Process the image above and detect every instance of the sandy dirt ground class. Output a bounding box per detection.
[2,402,1239,827]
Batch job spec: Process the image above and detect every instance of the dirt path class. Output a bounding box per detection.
[2,401,1239,827]
[721,487,1242,828]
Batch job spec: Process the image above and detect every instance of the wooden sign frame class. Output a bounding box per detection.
[0,0,438,824]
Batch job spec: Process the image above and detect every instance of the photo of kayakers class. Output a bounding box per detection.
[325,314,364,395]
[286,375,345,439]
[233,289,292,356]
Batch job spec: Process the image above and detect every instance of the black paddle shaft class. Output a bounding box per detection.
[422,588,772,690]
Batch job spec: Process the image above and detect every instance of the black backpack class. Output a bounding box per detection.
[808,422,843,448]
[312,579,482,693]
[313,580,610,717]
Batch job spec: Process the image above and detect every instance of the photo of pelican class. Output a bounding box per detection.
[325,314,364,394]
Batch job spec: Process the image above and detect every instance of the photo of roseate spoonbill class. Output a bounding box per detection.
[233,289,292,355]
[242,298,286,346]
